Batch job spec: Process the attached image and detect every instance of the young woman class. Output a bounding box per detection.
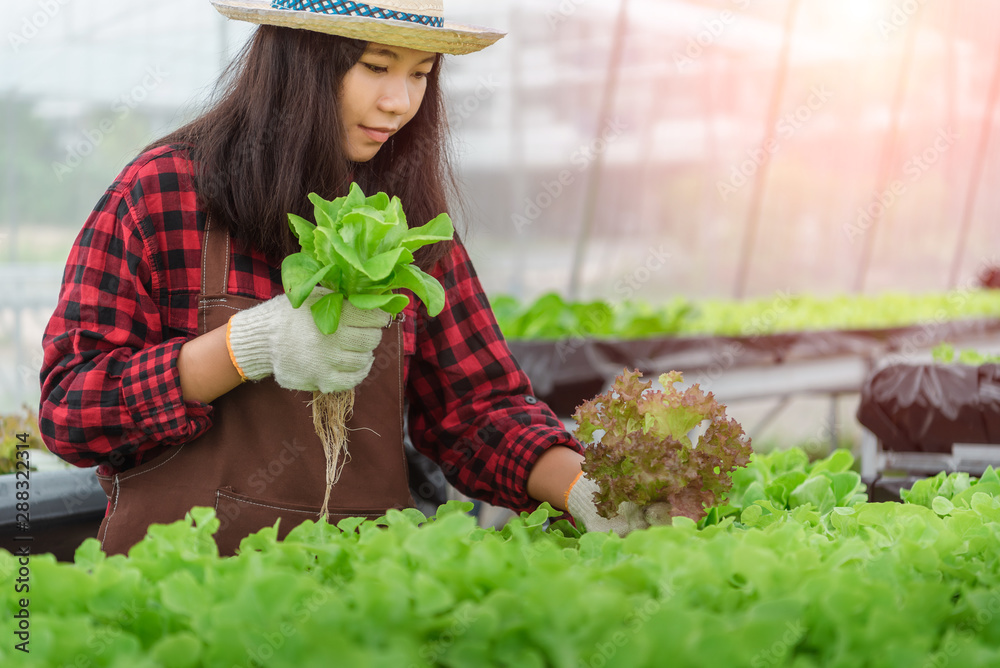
[39,0,642,556]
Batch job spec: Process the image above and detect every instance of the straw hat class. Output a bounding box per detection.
[210,1,505,55]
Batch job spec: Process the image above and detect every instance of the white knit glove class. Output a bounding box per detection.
[567,474,671,537]
[226,288,390,393]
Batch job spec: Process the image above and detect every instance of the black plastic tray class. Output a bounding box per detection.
[0,467,107,561]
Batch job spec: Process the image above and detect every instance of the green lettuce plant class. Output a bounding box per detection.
[279,183,453,516]
[901,466,1000,512]
[13,483,1000,666]
[931,342,1000,365]
[281,182,452,335]
[493,291,1000,340]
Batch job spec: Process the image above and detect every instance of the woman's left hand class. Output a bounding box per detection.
[566,474,671,538]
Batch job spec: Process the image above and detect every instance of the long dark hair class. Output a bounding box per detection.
[148,25,458,268]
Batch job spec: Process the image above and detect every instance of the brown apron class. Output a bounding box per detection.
[96,216,414,556]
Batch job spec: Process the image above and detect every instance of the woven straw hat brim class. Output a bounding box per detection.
[211,1,505,55]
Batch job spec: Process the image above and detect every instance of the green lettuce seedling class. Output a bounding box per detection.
[281,182,453,335]
[278,183,454,518]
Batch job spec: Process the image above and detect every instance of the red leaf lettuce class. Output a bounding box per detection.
[573,369,752,521]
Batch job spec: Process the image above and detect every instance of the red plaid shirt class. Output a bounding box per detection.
[39,145,582,513]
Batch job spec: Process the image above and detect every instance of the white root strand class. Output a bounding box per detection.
[310,389,355,518]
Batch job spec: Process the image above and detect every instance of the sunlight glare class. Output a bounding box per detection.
[842,0,886,26]
[811,0,893,48]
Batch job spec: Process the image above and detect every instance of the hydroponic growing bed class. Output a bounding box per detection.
[495,291,1000,415]
[3,447,1000,667]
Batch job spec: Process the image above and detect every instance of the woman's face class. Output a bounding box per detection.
[340,42,437,162]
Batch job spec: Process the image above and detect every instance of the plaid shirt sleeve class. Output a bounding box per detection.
[39,163,213,472]
[406,241,584,513]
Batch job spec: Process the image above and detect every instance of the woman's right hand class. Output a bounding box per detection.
[226,288,390,393]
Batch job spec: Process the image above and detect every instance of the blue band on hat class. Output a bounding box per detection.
[271,0,444,28]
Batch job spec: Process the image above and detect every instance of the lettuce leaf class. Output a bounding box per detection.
[901,466,1000,512]
[573,369,752,521]
[281,183,453,335]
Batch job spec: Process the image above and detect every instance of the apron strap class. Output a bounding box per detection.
[201,213,231,296]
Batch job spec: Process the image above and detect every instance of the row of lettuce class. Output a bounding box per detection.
[3,447,1000,667]
[490,289,1000,340]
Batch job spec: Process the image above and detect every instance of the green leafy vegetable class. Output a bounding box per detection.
[573,369,752,521]
[492,290,1000,340]
[932,342,1000,365]
[278,183,455,519]
[713,447,868,524]
[901,466,1000,511]
[280,183,454,335]
[12,482,1000,667]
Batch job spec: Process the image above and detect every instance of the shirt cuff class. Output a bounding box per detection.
[120,338,212,444]
[496,428,586,514]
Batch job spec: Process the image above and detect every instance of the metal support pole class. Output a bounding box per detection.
[635,43,665,238]
[749,395,792,440]
[944,2,960,228]
[732,0,801,299]
[567,0,630,300]
[852,10,920,293]
[509,5,528,297]
[947,38,1000,288]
